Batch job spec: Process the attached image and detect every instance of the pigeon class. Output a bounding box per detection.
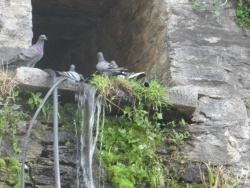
[69,64,75,71]
[96,52,127,77]
[3,35,48,70]
[56,64,84,82]
[123,72,146,80]
[110,60,118,68]
[110,60,146,80]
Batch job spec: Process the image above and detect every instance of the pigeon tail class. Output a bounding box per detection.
[97,52,105,62]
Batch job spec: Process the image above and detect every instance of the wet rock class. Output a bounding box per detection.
[31,164,55,186]
[41,145,77,166]
[31,163,76,188]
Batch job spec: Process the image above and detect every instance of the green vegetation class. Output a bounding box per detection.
[59,103,78,131]
[91,76,191,187]
[200,163,243,187]
[18,90,53,120]
[192,0,222,16]
[0,157,21,188]
[236,0,250,36]
[1,72,241,188]
[98,106,166,187]
[191,0,250,37]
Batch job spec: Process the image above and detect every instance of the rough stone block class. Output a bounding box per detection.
[167,85,198,116]
[15,67,85,92]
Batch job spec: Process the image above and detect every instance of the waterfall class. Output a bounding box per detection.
[75,84,102,188]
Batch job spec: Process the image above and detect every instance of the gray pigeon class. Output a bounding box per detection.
[124,72,146,80]
[110,60,118,68]
[57,64,84,82]
[110,60,146,79]
[3,35,47,70]
[96,52,127,77]
[69,64,75,71]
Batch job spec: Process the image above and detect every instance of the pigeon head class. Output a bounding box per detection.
[79,74,84,81]
[38,35,48,41]
[110,61,118,68]
[69,64,76,71]
[97,52,104,61]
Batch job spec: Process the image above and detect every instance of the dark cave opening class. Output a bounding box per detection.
[31,0,117,78]
[30,0,162,84]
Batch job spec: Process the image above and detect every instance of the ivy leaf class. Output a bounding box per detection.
[118,129,126,134]
[138,144,146,150]
[214,10,220,16]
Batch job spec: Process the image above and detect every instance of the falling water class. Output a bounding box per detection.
[75,84,102,188]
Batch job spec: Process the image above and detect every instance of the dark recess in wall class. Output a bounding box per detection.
[31,0,117,77]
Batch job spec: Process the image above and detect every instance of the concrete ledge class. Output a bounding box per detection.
[15,67,85,92]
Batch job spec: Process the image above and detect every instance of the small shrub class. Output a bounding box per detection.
[236,0,250,36]
[92,75,170,187]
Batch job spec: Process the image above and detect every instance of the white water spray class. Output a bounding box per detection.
[75,85,102,188]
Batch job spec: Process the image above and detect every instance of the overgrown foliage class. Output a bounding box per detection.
[98,105,167,187]
[91,76,189,187]
[0,73,80,188]
[0,157,21,187]
[199,163,245,187]
[236,0,250,36]
[0,70,17,98]
[192,0,222,16]
[0,72,243,187]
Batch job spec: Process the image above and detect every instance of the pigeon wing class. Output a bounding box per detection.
[7,46,42,67]
[57,71,82,82]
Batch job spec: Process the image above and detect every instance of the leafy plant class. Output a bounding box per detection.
[22,90,53,120]
[0,94,28,137]
[0,157,21,187]
[192,0,222,16]
[236,0,250,36]
[12,137,22,155]
[0,158,6,168]
[98,108,166,187]
[90,75,115,100]
[59,103,78,131]
[170,129,190,145]
[27,92,43,110]
[199,163,244,188]
[92,75,171,187]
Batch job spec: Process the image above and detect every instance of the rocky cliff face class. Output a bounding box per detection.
[166,0,250,184]
[0,0,250,187]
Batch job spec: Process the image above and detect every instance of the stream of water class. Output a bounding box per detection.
[75,85,102,188]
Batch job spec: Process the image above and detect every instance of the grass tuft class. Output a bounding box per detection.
[0,69,18,99]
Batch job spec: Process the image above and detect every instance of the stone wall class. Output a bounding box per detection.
[166,0,250,185]
[0,0,32,61]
